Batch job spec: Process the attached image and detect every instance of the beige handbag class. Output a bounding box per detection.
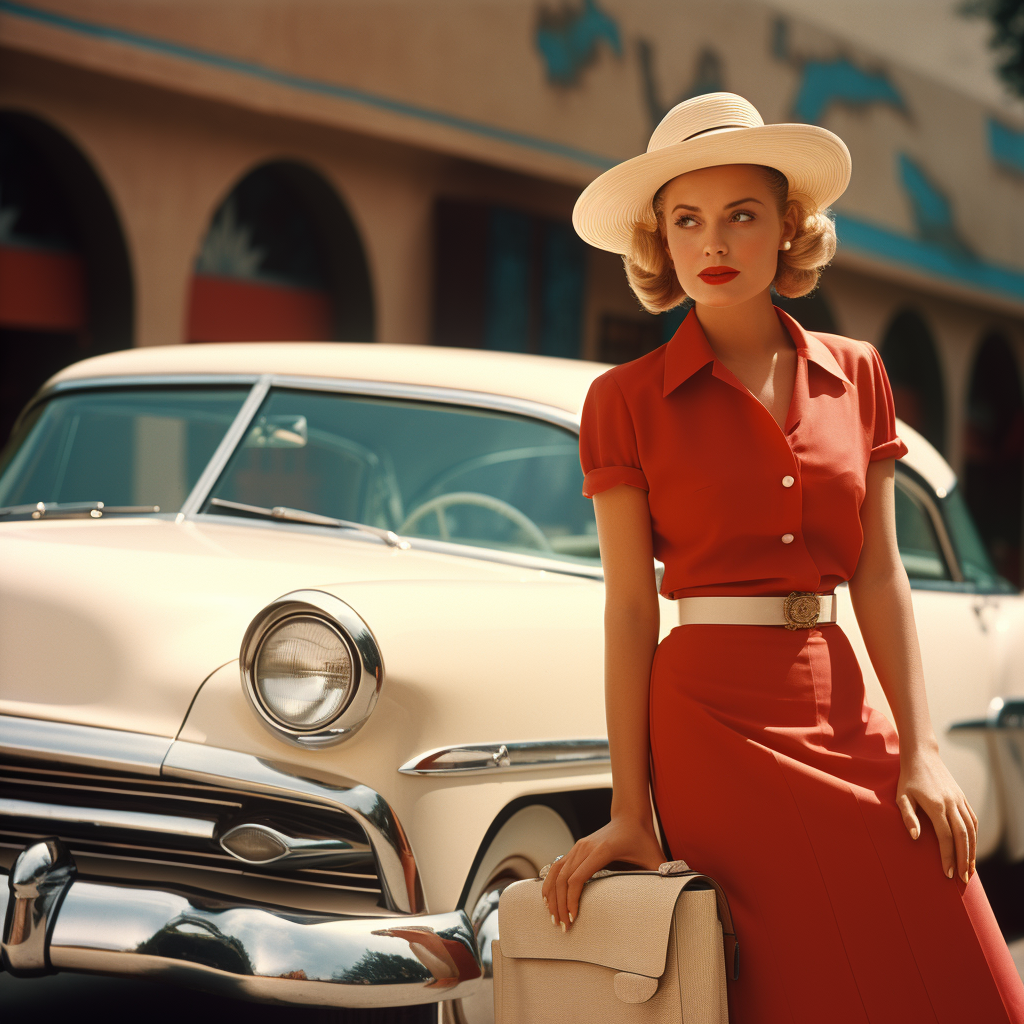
[492,860,737,1023]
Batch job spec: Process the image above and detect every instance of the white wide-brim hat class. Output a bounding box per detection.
[572,92,851,254]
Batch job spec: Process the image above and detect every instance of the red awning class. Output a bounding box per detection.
[0,244,86,331]
[187,275,333,342]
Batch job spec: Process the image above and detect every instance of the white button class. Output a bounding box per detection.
[782,475,795,488]
[781,533,795,544]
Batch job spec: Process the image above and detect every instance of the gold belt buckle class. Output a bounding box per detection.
[783,592,821,630]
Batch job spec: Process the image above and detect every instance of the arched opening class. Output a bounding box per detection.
[771,288,839,335]
[964,333,1024,586]
[879,309,946,454]
[0,112,133,446]
[187,162,374,343]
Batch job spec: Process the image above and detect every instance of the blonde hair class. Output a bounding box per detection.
[622,166,837,314]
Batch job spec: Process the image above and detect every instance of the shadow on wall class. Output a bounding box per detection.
[0,111,133,448]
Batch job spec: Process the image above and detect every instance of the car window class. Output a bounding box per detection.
[204,388,600,565]
[894,478,950,581]
[0,387,249,513]
[942,485,1015,592]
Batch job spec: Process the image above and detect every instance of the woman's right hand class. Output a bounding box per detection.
[540,814,665,932]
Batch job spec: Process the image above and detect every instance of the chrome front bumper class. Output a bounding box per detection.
[0,839,484,1007]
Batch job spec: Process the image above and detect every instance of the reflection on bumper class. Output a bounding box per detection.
[0,839,483,1007]
[951,697,1024,861]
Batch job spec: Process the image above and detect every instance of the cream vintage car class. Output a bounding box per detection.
[0,341,1021,1021]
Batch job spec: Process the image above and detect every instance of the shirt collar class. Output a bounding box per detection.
[662,305,852,398]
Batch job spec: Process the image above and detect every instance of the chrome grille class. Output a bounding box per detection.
[0,758,380,896]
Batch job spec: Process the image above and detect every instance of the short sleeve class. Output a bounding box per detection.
[868,344,909,461]
[579,372,649,497]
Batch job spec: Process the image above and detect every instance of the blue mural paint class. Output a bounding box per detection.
[794,58,904,124]
[834,213,1024,303]
[638,41,726,129]
[540,222,586,358]
[989,118,1024,176]
[897,153,973,258]
[535,0,622,87]
[484,208,532,353]
[0,0,614,171]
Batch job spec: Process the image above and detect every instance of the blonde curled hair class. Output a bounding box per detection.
[622,165,837,314]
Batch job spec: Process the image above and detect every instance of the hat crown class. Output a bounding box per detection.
[647,92,765,154]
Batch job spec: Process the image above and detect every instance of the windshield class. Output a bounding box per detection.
[203,388,599,565]
[0,387,249,513]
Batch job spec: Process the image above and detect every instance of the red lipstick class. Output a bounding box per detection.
[698,265,739,285]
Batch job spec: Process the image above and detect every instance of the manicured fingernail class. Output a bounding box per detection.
[946,867,953,878]
[560,921,566,933]
[910,827,919,839]
[569,912,574,923]
[964,871,970,884]
[550,914,557,926]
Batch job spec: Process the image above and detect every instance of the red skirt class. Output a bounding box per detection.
[649,622,1024,1024]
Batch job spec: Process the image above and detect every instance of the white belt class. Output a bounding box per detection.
[675,592,837,630]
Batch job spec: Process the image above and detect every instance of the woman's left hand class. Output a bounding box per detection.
[896,744,977,884]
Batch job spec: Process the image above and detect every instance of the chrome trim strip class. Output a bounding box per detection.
[10,374,261,439]
[219,821,360,868]
[179,375,272,515]
[2,839,76,974]
[950,696,1024,730]
[162,741,423,914]
[239,590,385,747]
[895,470,963,583]
[0,796,215,842]
[1,842,483,1003]
[265,374,581,431]
[398,739,611,776]
[0,715,171,776]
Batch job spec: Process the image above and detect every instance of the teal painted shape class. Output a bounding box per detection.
[484,208,532,353]
[794,58,904,124]
[834,213,1024,304]
[535,0,622,86]
[539,222,586,358]
[897,153,973,257]
[0,0,614,171]
[989,118,1024,176]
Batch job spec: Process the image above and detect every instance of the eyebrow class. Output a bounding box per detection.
[670,197,766,213]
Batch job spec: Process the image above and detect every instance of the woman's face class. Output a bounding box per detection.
[659,163,796,307]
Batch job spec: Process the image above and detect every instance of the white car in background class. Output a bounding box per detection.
[0,341,1020,1022]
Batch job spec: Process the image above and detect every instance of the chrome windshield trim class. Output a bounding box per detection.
[895,468,964,583]
[398,739,611,776]
[0,796,215,841]
[0,715,172,776]
[264,374,582,431]
[179,375,272,515]
[162,741,423,914]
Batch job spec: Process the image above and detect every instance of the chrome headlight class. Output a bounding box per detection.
[240,590,383,746]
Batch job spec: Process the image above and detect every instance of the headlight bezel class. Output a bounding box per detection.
[240,590,384,747]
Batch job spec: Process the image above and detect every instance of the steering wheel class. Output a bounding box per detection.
[399,492,552,552]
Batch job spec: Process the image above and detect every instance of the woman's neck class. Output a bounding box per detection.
[693,289,792,361]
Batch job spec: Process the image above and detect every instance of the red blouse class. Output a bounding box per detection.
[578,306,908,599]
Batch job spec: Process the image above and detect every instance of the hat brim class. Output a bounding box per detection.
[571,123,852,254]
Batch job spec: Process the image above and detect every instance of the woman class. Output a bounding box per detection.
[540,92,1024,1022]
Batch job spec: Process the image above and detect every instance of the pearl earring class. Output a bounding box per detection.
[781,241,792,250]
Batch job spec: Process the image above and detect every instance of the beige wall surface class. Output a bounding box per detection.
[5,0,1024,286]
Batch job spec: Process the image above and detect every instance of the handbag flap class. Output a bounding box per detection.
[497,872,714,978]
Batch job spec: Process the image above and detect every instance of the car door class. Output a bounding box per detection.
[837,465,1007,859]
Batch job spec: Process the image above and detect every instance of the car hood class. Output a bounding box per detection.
[0,517,589,737]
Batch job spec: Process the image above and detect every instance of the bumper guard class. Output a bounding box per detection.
[0,839,483,1007]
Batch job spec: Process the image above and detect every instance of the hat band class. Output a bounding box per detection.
[679,123,749,142]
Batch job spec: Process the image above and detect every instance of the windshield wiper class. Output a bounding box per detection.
[207,497,410,549]
[0,501,161,520]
